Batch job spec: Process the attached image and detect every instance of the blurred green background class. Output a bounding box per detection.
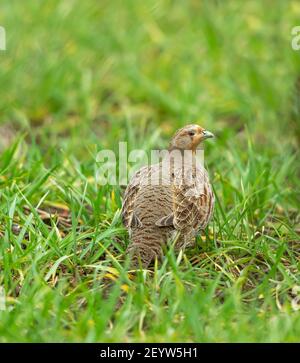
[0,0,299,342]
[1,0,300,151]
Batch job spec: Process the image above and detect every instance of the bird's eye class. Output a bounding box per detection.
[188,131,195,136]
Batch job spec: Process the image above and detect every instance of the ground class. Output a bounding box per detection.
[0,0,299,342]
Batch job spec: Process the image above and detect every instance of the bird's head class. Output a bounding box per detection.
[168,124,214,152]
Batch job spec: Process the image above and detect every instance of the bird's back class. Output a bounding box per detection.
[134,184,173,226]
[128,164,174,259]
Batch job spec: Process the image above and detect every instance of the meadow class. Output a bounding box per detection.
[0,0,299,342]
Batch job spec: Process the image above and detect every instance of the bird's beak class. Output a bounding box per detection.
[202,130,214,140]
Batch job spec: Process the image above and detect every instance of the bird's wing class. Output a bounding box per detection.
[156,166,214,231]
[121,165,150,229]
[173,166,214,230]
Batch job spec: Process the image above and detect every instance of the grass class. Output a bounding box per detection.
[0,0,300,342]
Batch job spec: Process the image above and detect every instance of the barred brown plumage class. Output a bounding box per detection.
[121,124,215,268]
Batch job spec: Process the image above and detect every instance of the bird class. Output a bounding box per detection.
[121,124,215,268]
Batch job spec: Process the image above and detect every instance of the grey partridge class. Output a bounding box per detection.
[121,124,215,268]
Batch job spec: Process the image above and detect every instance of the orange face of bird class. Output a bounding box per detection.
[169,124,214,151]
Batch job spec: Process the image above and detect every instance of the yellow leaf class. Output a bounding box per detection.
[121,284,129,293]
[104,273,117,281]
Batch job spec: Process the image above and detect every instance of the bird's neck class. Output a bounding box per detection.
[164,147,198,169]
[167,146,197,155]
